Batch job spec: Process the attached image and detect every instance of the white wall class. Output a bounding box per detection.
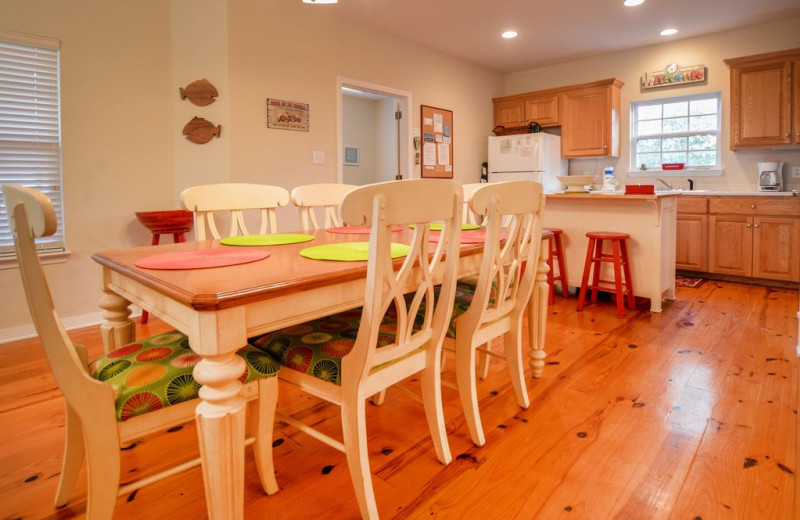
[342,95,377,185]
[504,17,800,191]
[0,0,503,334]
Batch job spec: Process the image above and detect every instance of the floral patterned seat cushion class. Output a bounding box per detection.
[88,330,279,421]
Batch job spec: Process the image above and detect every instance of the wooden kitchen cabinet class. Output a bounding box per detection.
[524,94,559,127]
[493,97,525,128]
[707,196,800,282]
[560,79,622,158]
[676,197,708,272]
[725,48,800,150]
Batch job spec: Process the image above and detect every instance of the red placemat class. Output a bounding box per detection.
[428,230,488,244]
[135,248,270,270]
[326,225,403,234]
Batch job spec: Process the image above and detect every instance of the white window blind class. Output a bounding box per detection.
[0,36,64,257]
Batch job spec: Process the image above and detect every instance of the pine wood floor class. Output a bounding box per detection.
[0,280,797,519]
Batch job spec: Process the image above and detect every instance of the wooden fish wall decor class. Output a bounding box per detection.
[183,117,221,144]
[179,78,218,106]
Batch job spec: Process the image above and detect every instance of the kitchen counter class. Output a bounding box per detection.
[677,190,799,197]
[544,192,677,312]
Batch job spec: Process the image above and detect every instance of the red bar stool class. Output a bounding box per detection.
[135,210,194,324]
[543,227,569,304]
[577,231,635,318]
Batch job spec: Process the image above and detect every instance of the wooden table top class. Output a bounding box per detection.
[92,228,484,312]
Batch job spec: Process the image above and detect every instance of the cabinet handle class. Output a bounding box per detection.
[750,204,756,209]
[786,133,791,137]
[754,224,759,228]
[746,223,752,228]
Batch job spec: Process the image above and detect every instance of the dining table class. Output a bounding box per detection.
[92,227,550,520]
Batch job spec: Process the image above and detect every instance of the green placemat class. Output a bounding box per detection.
[299,242,410,261]
[220,233,315,246]
[408,223,480,231]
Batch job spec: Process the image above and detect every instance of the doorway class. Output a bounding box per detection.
[337,77,412,185]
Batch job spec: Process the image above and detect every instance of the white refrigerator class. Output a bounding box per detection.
[487,133,567,192]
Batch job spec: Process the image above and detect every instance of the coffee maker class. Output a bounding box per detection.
[758,161,784,191]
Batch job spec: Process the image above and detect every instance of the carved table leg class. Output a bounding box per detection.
[528,240,550,378]
[99,275,135,353]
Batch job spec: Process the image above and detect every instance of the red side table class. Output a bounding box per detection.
[134,210,194,323]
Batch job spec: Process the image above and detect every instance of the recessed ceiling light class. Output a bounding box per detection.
[660,28,678,36]
[501,30,518,39]
[302,0,338,4]
[623,0,645,6]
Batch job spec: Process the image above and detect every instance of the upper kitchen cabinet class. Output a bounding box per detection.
[725,48,800,150]
[560,79,623,158]
[492,78,623,158]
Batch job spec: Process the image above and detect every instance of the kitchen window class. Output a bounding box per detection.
[0,31,65,262]
[629,92,722,176]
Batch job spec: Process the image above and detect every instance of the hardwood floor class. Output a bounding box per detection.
[0,280,797,519]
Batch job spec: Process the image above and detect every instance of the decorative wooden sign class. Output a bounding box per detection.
[179,78,218,106]
[182,117,221,144]
[266,98,310,132]
[641,63,706,89]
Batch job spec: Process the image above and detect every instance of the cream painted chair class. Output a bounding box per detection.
[290,182,358,231]
[461,182,485,226]
[249,179,463,519]
[446,180,546,446]
[180,183,290,239]
[3,184,281,519]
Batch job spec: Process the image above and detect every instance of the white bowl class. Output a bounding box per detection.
[557,175,597,192]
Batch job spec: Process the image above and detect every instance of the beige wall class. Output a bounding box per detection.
[505,16,800,191]
[342,95,378,185]
[0,0,502,334]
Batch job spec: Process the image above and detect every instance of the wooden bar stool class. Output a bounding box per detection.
[577,231,635,318]
[135,210,194,324]
[543,227,569,304]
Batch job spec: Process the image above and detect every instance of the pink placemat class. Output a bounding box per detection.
[326,225,403,234]
[428,230,488,244]
[135,248,271,270]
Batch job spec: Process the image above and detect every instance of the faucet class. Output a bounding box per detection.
[656,178,672,190]
[688,178,694,191]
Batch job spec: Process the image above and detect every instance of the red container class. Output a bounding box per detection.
[662,163,685,170]
[624,184,655,195]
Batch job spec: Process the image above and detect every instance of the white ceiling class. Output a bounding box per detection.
[327,0,800,73]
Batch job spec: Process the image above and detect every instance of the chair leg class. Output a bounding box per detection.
[419,345,452,464]
[590,239,604,303]
[477,341,491,380]
[504,324,530,409]
[546,239,555,305]
[611,241,625,318]
[455,336,485,447]
[553,233,569,297]
[577,238,595,311]
[341,393,379,520]
[370,389,387,406]
[249,377,279,495]
[54,403,85,508]
[84,419,121,519]
[620,240,636,310]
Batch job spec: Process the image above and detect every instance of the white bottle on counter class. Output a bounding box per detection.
[602,167,618,191]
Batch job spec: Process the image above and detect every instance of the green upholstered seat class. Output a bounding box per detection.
[88,330,279,421]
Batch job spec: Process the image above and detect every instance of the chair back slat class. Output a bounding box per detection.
[180,183,290,239]
[290,183,358,231]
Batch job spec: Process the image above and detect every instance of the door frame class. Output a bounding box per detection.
[336,76,413,183]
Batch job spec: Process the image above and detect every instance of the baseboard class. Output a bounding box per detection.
[0,308,142,345]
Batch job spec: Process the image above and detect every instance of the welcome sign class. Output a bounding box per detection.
[641,63,706,89]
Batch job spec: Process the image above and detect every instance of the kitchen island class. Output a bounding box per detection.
[544,191,680,312]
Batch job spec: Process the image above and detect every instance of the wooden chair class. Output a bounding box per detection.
[461,183,485,226]
[445,180,546,446]
[290,183,358,231]
[3,184,281,519]
[180,183,290,239]
[249,179,463,519]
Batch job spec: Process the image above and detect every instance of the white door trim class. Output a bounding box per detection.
[336,76,413,183]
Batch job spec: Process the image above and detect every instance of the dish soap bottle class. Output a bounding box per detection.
[602,167,618,191]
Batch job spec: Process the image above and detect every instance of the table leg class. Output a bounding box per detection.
[99,270,135,353]
[528,240,550,378]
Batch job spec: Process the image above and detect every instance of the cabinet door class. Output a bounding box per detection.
[524,95,559,126]
[494,99,524,128]
[709,215,753,276]
[560,86,610,158]
[795,60,800,146]
[752,216,800,281]
[730,60,793,149]
[676,214,708,271]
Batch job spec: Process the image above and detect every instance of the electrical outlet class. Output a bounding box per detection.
[312,151,325,165]
[792,166,800,178]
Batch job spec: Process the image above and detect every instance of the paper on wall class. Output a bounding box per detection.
[423,117,433,127]
[423,142,437,165]
[433,113,443,133]
[437,143,450,165]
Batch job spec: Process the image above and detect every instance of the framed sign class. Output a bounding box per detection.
[420,105,453,179]
[344,146,360,166]
[266,98,309,131]
[641,63,706,89]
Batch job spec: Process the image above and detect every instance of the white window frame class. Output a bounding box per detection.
[628,91,723,177]
[0,30,67,265]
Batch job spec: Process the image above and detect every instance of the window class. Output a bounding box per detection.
[0,32,64,259]
[630,92,721,174]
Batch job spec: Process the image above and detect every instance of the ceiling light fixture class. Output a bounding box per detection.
[660,28,678,36]
[623,0,645,6]
[501,30,518,39]
[302,0,338,4]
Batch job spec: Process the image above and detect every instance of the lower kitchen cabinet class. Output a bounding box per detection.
[676,213,708,271]
[708,215,753,277]
[752,216,800,281]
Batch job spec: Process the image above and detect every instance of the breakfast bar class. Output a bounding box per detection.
[543,191,680,312]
